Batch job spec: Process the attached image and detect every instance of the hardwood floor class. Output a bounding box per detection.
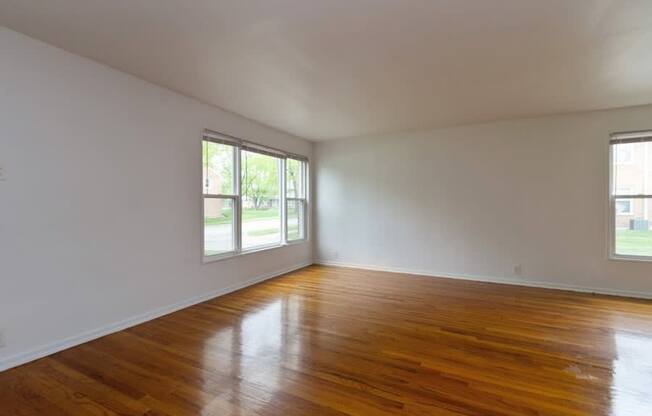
[2,265,652,415]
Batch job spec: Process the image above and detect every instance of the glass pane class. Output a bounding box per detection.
[613,142,652,195]
[615,198,652,257]
[287,200,305,241]
[203,141,235,195]
[241,150,281,249]
[286,158,304,198]
[204,198,234,256]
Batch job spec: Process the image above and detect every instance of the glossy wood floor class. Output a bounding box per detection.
[3,265,652,415]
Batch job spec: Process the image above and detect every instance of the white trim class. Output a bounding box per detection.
[608,137,615,260]
[609,129,652,143]
[613,194,652,199]
[203,240,311,264]
[281,157,287,243]
[0,261,312,373]
[203,129,309,162]
[285,159,309,244]
[315,260,652,300]
[610,253,652,262]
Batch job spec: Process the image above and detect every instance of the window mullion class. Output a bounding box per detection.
[234,146,242,253]
[613,194,652,199]
[204,194,236,199]
[303,160,308,240]
[281,158,287,244]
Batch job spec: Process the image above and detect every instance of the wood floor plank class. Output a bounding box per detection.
[2,265,652,415]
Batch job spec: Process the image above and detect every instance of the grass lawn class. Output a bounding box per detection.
[205,208,279,225]
[615,230,652,256]
[205,207,301,238]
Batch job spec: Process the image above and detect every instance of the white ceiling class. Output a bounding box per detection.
[2,1,652,141]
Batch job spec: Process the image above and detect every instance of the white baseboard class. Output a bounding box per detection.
[315,260,652,300]
[0,261,312,372]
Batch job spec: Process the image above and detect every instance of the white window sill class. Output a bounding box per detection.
[609,254,652,263]
[202,239,309,264]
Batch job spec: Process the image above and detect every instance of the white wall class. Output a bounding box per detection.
[0,27,313,369]
[315,105,652,297]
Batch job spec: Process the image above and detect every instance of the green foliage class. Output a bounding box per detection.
[205,208,280,225]
[286,158,301,198]
[241,151,279,208]
[203,141,234,194]
[203,142,304,209]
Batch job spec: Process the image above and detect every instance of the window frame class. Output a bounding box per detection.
[608,131,652,261]
[239,149,284,252]
[285,158,309,244]
[201,130,309,263]
[615,187,634,216]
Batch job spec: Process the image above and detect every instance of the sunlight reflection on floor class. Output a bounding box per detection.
[201,296,305,415]
[611,332,652,415]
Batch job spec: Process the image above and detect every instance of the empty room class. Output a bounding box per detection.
[2,1,652,415]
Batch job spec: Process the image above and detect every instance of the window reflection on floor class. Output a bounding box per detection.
[233,300,284,412]
[242,300,283,358]
[201,296,305,415]
[611,332,652,415]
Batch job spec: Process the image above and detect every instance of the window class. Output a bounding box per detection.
[615,188,633,216]
[241,150,282,249]
[286,158,308,242]
[610,133,652,259]
[615,146,633,164]
[203,141,237,256]
[202,130,308,261]
[615,199,633,216]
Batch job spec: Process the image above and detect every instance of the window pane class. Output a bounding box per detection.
[204,198,234,256]
[241,150,281,249]
[615,200,633,215]
[287,200,305,241]
[615,198,652,256]
[613,142,652,195]
[286,158,304,198]
[203,141,235,195]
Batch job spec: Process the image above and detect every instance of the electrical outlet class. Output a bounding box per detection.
[514,264,523,276]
